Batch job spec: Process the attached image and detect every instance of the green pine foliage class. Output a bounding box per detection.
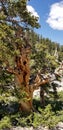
[0,0,63,129]
[0,90,63,129]
[0,116,11,130]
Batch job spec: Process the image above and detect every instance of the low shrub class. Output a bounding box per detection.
[0,91,63,129]
[0,116,11,130]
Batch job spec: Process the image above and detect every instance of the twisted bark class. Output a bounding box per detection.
[5,46,49,112]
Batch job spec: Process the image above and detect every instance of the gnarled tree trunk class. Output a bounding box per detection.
[5,45,49,112]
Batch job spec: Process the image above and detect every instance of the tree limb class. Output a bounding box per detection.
[30,77,49,92]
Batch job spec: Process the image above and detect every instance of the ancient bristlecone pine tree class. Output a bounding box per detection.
[5,37,49,112]
[0,0,49,112]
[5,28,49,112]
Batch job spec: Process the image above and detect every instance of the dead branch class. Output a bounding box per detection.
[29,75,49,92]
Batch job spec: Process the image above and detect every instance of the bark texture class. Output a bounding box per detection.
[5,45,49,112]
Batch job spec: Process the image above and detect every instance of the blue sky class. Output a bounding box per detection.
[27,0,63,45]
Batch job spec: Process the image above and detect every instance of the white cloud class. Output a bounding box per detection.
[27,5,39,18]
[46,1,63,30]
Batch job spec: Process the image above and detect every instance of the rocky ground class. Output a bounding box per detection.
[4,122,63,130]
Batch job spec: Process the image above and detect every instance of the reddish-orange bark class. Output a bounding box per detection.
[5,46,49,112]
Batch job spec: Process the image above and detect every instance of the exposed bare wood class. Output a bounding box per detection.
[33,78,49,91]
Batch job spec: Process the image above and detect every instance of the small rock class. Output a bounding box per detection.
[44,126,49,130]
[35,125,49,130]
[10,126,33,130]
[56,122,63,130]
